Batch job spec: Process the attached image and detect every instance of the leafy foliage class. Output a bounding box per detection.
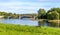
[0,12,19,19]
[38,9,46,19]
[38,8,60,20]
[47,8,60,19]
[47,11,59,20]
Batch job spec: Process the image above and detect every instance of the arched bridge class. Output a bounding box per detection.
[19,14,37,20]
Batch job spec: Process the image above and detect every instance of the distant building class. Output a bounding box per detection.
[0,16,4,18]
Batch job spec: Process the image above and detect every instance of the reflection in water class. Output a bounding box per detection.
[38,21,48,27]
[47,22,60,27]
[0,19,38,26]
[38,21,60,27]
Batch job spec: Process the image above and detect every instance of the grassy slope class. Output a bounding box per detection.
[0,23,60,35]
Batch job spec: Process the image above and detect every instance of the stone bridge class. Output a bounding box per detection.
[19,14,37,20]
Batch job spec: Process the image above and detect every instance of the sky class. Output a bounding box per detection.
[0,0,60,14]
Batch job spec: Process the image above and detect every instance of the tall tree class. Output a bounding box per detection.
[47,11,59,20]
[47,8,60,19]
[38,9,46,19]
[48,8,60,13]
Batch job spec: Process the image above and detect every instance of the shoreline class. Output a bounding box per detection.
[36,19,60,23]
[48,20,60,23]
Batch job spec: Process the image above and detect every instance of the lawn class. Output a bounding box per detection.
[0,23,60,35]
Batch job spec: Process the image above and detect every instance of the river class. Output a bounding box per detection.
[0,18,59,27]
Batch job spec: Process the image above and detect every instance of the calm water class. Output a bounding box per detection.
[0,18,59,27]
[0,19,38,26]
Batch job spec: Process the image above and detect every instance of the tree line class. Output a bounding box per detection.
[0,8,60,20]
[0,12,37,19]
[38,8,60,20]
[0,12,20,19]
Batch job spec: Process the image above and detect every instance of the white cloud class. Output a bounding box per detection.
[0,1,39,14]
[38,0,60,3]
[0,0,59,14]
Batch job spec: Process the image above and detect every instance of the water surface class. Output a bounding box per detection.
[0,19,38,26]
[0,19,59,27]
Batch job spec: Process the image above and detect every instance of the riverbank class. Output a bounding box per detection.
[48,20,60,23]
[36,19,60,23]
[0,23,60,35]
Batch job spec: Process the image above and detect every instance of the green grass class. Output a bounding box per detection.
[0,23,60,35]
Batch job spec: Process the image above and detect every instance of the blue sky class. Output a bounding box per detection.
[0,0,60,14]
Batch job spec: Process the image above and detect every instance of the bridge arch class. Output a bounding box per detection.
[20,16,32,19]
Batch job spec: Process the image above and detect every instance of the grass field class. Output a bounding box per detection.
[0,23,60,35]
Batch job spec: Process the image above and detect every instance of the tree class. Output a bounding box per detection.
[38,9,46,19]
[0,12,7,16]
[47,11,59,20]
[47,8,60,19]
[48,8,60,13]
[4,15,8,19]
